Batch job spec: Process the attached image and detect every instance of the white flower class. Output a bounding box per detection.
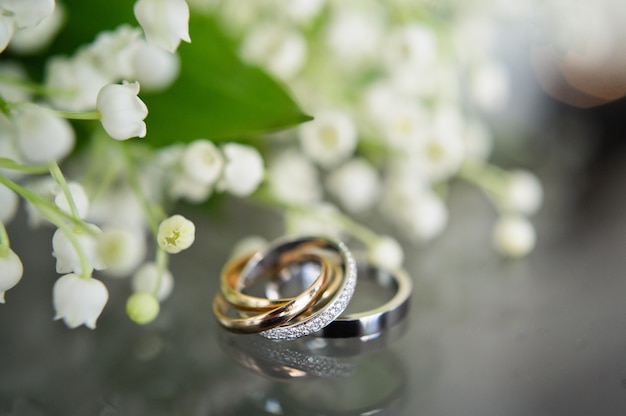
[379,102,428,149]
[0,0,55,52]
[0,61,31,102]
[157,214,195,254]
[1,0,55,30]
[284,0,325,24]
[299,111,357,168]
[269,150,322,204]
[384,24,438,71]
[381,175,448,242]
[492,216,536,258]
[87,185,146,234]
[52,225,107,275]
[368,236,404,271]
[9,2,64,55]
[132,39,180,91]
[45,54,110,112]
[463,118,493,162]
[240,24,307,80]
[230,235,267,257]
[85,25,143,81]
[413,107,465,182]
[98,228,146,277]
[0,249,23,303]
[325,9,383,65]
[218,143,264,197]
[0,15,15,53]
[23,176,57,227]
[96,82,148,140]
[53,182,90,219]
[503,170,543,216]
[181,139,224,185]
[470,60,509,113]
[12,103,75,163]
[325,158,380,214]
[0,184,19,223]
[168,173,213,203]
[134,0,190,53]
[131,262,174,301]
[53,274,109,329]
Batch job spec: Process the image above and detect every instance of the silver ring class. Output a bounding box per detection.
[239,236,357,341]
[268,261,412,338]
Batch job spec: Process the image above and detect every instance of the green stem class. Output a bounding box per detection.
[0,220,9,258]
[0,158,49,174]
[48,161,82,222]
[153,248,168,299]
[252,190,379,246]
[459,162,509,211]
[0,73,66,97]
[0,175,96,236]
[54,110,100,120]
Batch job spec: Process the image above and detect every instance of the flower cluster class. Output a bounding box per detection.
[210,0,543,260]
[0,0,546,331]
[0,0,193,329]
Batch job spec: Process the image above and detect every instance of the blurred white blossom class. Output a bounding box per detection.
[299,110,357,169]
[503,170,543,216]
[9,2,64,54]
[181,139,224,185]
[98,228,146,277]
[0,184,19,223]
[131,262,174,301]
[52,225,107,275]
[368,236,404,271]
[492,216,536,258]
[53,182,89,219]
[269,149,322,204]
[218,143,264,197]
[326,158,380,214]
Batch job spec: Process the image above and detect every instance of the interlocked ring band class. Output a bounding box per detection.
[213,249,341,333]
[267,261,411,338]
[235,236,357,340]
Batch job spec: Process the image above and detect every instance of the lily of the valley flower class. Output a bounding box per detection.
[298,110,357,169]
[0,249,23,303]
[134,0,190,53]
[368,236,404,271]
[0,184,19,223]
[181,139,224,185]
[52,225,107,275]
[0,0,55,52]
[53,181,90,219]
[219,143,264,197]
[53,273,109,329]
[131,262,173,301]
[492,216,536,258]
[98,228,146,277]
[12,103,76,163]
[157,214,195,254]
[96,81,148,140]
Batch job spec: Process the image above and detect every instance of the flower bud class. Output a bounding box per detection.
[126,293,160,324]
[157,214,195,254]
[0,249,23,303]
[368,236,404,271]
[53,274,109,329]
[492,216,536,258]
[96,82,148,140]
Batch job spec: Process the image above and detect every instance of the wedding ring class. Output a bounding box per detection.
[235,236,357,340]
[269,262,412,338]
[213,249,341,333]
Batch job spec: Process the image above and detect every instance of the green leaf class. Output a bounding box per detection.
[142,15,311,147]
[21,1,311,147]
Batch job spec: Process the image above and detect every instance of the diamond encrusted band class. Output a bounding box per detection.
[213,236,358,340]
